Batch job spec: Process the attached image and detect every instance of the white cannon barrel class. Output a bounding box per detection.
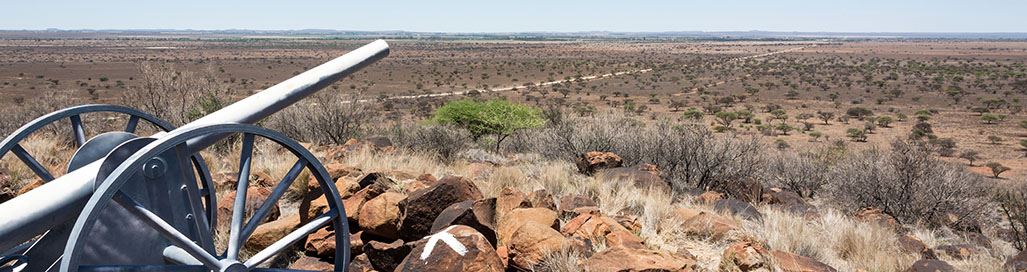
[0,40,390,251]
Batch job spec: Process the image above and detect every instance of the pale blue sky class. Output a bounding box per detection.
[1,0,1024,32]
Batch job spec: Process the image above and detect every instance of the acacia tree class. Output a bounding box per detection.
[432,99,545,152]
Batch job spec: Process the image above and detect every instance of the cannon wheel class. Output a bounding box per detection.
[60,123,349,272]
[0,104,217,226]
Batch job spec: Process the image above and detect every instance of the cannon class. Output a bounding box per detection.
[0,40,390,271]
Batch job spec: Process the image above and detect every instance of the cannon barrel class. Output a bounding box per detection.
[0,40,390,251]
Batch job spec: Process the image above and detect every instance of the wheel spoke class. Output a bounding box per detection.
[227,133,255,260]
[240,159,306,243]
[125,115,140,133]
[244,213,334,268]
[112,192,221,270]
[79,265,209,272]
[70,114,87,147]
[10,144,54,182]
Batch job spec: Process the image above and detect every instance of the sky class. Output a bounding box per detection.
[1,0,1025,33]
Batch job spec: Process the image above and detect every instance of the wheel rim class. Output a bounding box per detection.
[0,104,218,227]
[61,123,349,272]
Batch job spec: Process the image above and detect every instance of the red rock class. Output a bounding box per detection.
[396,225,505,272]
[248,214,301,250]
[576,151,623,175]
[216,187,279,229]
[509,221,568,269]
[558,194,597,217]
[288,255,335,270]
[363,239,412,272]
[605,230,645,249]
[720,239,772,272]
[854,207,900,230]
[430,198,498,247]
[527,189,557,210]
[561,212,630,242]
[898,234,937,259]
[17,178,44,195]
[398,175,484,241]
[681,211,738,240]
[771,250,837,272]
[358,192,406,239]
[904,259,955,272]
[497,208,558,246]
[935,244,977,260]
[597,166,671,193]
[304,226,336,259]
[583,247,698,272]
[496,187,531,218]
[698,191,724,204]
[348,254,374,272]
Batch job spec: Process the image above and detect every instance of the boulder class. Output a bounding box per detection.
[509,221,568,269]
[576,151,623,175]
[697,191,724,205]
[597,166,671,193]
[496,187,531,219]
[248,214,301,250]
[714,199,762,221]
[430,199,498,247]
[762,188,820,218]
[304,226,336,259]
[396,225,505,272]
[348,254,375,272]
[561,212,631,242]
[583,247,698,272]
[771,250,837,272]
[904,259,955,272]
[17,178,43,195]
[1006,250,1027,272]
[720,239,772,272]
[217,187,279,229]
[304,176,388,222]
[558,194,597,217]
[398,175,484,241]
[898,234,937,259]
[682,211,738,240]
[605,230,645,249]
[497,208,559,246]
[358,192,407,239]
[613,214,643,233]
[363,239,412,272]
[288,256,335,271]
[527,189,557,211]
[935,244,977,260]
[675,207,703,222]
[854,207,900,230]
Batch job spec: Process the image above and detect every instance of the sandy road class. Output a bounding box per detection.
[346,44,814,103]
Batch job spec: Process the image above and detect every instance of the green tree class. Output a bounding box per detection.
[846,128,867,142]
[715,111,739,128]
[877,116,894,128]
[981,113,1001,124]
[682,108,703,120]
[432,99,544,151]
[986,162,1011,178]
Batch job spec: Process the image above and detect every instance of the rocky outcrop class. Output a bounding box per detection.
[396,225,505,272]
[904,259,955,272]
[720,239,772,272]
[854,207,900,230]
[583,247,698,272]
[576,151,623,175]
[398,175,484,241]
[363,239,412,272]
[771,250,837,272]
[508,221,568,269]
[358,191,406,239]
[430,199,498,247]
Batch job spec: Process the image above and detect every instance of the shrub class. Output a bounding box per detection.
[380,123,470,162]
[846,107,873,120]
[846,128,867,142]
[828,140,990,228]
[431,99,544,151]
[124,62,230,126]
[986,162,1011,178]
[765,151,828,198]
[267,92,372,145]
[998,184,1027,251]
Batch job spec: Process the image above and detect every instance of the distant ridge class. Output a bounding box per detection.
[2,29,1027,40]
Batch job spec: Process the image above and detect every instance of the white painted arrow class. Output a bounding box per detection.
[420,225,469,261]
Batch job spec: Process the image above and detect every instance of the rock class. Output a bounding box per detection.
[509,221,568,269]
[721,179,766,203]
[288,255,335,271]
[714,199,762,221]
[854,207,900,230]
[399,175,484,241]
[720,239,772,272]
[613,214,643,233]
[17,178,44,195]
[498,208,559,246]
[697,191,724,205]
[682,211,738,240]
[576,151,623,175]
[430,199,498,247]
[762,188,819,218]
[1006,250,1027,272]
[675,207,703,222]
[248,215,301,250]
[496,187,531,219]
[561,212,631,242]
[217,187,279,229]
[583,247,698,272]
[898,234,937,259]
[358,192,407,239]
[496,245,510,267]
[304,226,336,259]
[597,166,671,193]
[348,254,375,272]
[904,259,955,272]
[605,230,645,249]
[935,244,977,260]
[558,194,597,217]
[363,239,412,272]
[771,250,837,272]
[342,180,389,222]
[365,136,395,151]
[527,189,557,210]
[396,225,505,272]
[0,187,14,204]
[303,175,387,222]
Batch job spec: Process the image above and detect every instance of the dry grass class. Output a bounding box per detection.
[1,134,74,189]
